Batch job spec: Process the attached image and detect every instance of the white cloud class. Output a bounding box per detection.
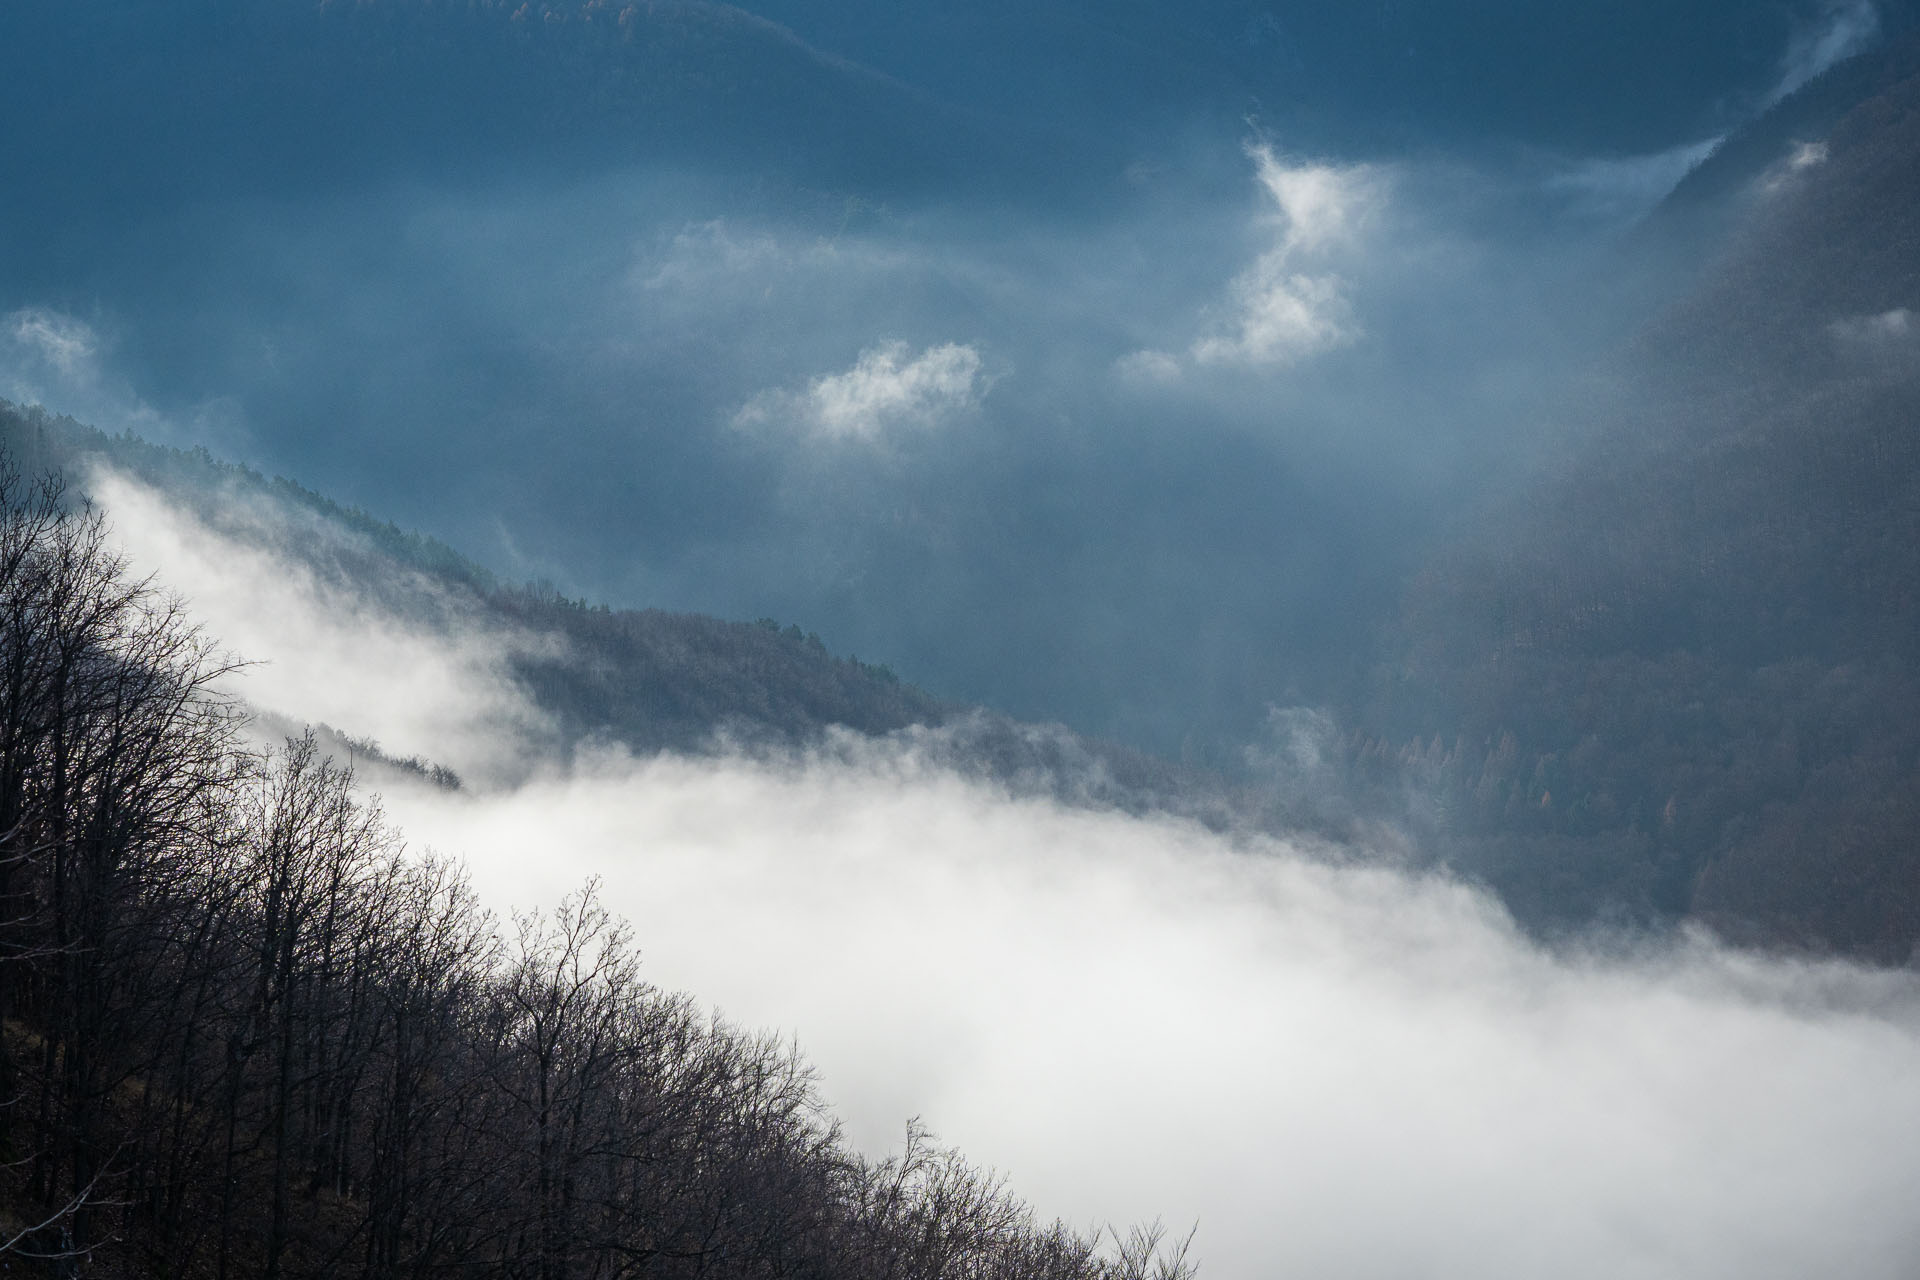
[1136,144,1380,378]
[1191,258,1356,368]
[95,477,1920,1280]
[640,219,789,290]
[1770,1,1881,105]
[737,340,987,443]
[1249,147,1374,258]
[91,466,561,785]
[635,217,920,298]
[0,305,208,448]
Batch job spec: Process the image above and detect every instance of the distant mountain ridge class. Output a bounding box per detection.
[0,400,1249,832]
[0,400,947,747]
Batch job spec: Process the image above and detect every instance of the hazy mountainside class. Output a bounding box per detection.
[0,401,945,748]
[1661,26,1920,222]
[0,401,1237,823]
[1361,40,1920,961]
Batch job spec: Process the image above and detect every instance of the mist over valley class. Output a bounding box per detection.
[4,2,1920,1276]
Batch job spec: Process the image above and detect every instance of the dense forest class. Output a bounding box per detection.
[0,461,1195,1277]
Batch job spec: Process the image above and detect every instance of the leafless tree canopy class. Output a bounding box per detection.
[0,459,1197,1279]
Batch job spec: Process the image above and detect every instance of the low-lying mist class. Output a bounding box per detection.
[89,462,1920,1280]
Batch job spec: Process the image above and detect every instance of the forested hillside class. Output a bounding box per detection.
[1355,33,1920,961]
[0,462,1195,1277]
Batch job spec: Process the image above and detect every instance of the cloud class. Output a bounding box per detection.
[387,742,1920,1280]
[1137,144,1380,377]
[8,307,99,377]
[1830,308,1918,368]
[1547,137,1722,222]
[1830,308,1914,347]
[96,476,1920,1280]
[1111,349,1184,385]
[1758,138,1837,197]
[1769,0,1881,105]
[0,305,215,448]
[90,466,561,784]
[737,340,987,443]
[1788,140,1831,171]
[1249,148,1376,258]
[641,219,789,289]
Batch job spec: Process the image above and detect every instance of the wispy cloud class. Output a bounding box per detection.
[8,307,99,378]
[1788,140,1831,171]
[1548,137,1722,222]
[0,305,206,446]
[1830,307,1917,368]
[737,340,988,443]
[1769,0,1881,105]
[1757,138,1838,197]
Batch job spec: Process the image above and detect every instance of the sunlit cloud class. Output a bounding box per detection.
[1191,148,1378,369]
[1249,148,1376,258]
[388,736,1920,1280]
[736,340,988,443]
[640,219,799,290]
[0,305,207,446]
[635,217,919,296]
[1128,145,1380,378]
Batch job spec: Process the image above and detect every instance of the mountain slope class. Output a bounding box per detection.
[1364,43,1920,959]
[0,400,1246,828]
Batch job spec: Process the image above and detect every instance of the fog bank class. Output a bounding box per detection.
[89,464,1920,1280]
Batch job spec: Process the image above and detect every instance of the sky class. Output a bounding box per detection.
[2,0,1913,758]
